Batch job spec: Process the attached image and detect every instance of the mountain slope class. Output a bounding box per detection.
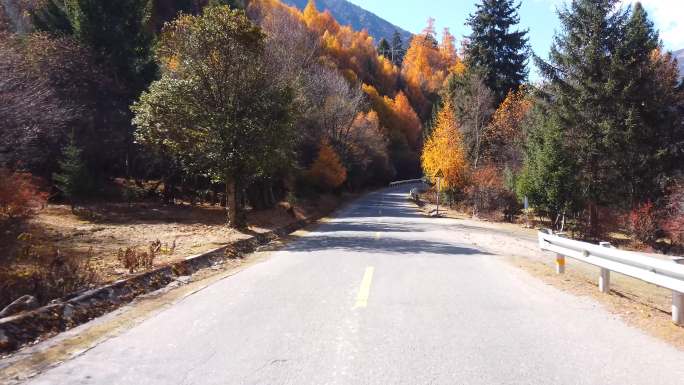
[282,0,412,46]
[674,49,684,80]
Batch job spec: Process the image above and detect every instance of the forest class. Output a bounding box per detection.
[0,0,683,307]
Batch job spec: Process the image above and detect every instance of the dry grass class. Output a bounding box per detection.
[0,194,343,309]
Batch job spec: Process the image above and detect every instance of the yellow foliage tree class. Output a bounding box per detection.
[299,0,398,95]
[421,101,468,190]
[401,20,461,119]
[308,140,347,190]
[392,91,422,148]
[362,85,422,150]
[483,87,532,166]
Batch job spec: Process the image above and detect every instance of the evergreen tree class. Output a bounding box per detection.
[391,30,405,66]
[53,133,91,211]
[535,0,683,234]
[517,103,579,230]
[30,0,72,35]
[32,0,155,93]
[535,0,628,236]
[465,0,530,104]
[377,38,391,60]
[612,3,683,204]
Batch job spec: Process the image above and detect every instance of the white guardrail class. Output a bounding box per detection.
[538,229,684,326]
[389,178,425,186]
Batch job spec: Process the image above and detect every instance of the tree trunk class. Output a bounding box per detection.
[226,179,238,228]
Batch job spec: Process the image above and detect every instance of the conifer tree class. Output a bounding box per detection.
[517,104,579,230]
[377,38,391,59]
[53,133,91,211]
[32,0,155,93]
[391,30,405,66]
[465,0,530,104]
[535,0,683,234]
[612,3,683,204]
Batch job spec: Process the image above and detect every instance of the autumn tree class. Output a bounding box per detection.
[465,0,529,104]
[483,87,532,167]
[421,101,469,190]
[308,140,347,191]
[402,19,462,120]
[443,69,495,168]
[345,111,393,188]
[299,0,398,96]
[132,6,294,227]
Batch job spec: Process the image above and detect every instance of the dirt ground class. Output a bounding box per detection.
[419,202,684,349]
[1,194,343,289]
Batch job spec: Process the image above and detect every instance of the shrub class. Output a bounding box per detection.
[0,168,48,220]
[662,183,684,245]
[465,165,518,219]
[116,240,160,273]
[629,202,660,245]
[0,248,98,309]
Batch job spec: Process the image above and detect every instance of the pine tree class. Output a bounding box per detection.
[611,3,683,204]
[30,0,72,35]
[391,30,405,66]
[535,0,629,236]
[465,0,530,104]
[517,104,579,230]
[53,133,91,211]
[32,0,155,93]
[377,38,391,59]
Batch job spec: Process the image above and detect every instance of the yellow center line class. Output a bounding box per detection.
[354,266,375,309]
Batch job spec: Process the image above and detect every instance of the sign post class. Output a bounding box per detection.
[434,169,444,217]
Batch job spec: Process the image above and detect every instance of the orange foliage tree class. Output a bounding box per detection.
[421,101,468,190]
[483,87,532,167]
[300,0,399,95]
[402,19,462,119]
[362,84,422,149]
[308,140,347,190]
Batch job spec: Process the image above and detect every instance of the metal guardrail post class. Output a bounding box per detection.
[556,254,566,275]
[598,242,612,294]
[672,258,684,326]
[673,292,684,326]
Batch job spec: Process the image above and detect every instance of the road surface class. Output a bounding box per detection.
[21,186,684,384]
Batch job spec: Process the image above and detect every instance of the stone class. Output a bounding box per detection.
[0,329,16,352]
[0,295,39,319]
[175,276,191,285]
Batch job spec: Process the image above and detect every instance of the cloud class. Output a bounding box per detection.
[620,1,684,50]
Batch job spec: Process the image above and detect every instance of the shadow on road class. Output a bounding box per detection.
[286,234,489,256]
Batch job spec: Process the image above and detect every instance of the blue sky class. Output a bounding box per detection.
[347,0,684,80]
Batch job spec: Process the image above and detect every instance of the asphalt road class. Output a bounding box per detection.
[23,186,684,384]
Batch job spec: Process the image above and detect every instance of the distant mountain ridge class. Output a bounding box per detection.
[674,49,684,80]
[282,0,412,46]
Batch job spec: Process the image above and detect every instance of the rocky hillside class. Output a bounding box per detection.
[282,0,412,45]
